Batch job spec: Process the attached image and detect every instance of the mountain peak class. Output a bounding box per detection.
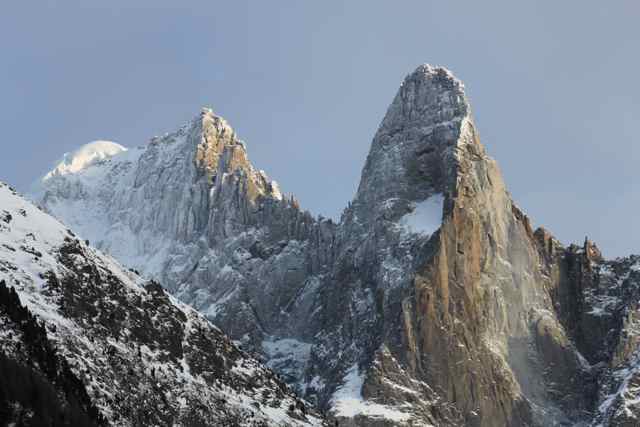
[43,140,127,181]
[352,64,473,224]
[380,64,469,132]
[193,106,239,149]
[408,63,463,86]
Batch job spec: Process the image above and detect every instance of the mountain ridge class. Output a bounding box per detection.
[0,181,325,426]
[28,64,640,426]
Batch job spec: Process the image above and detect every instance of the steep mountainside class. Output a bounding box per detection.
[552,247,640,427]
[32,65,640,426]
[0,182,324,426]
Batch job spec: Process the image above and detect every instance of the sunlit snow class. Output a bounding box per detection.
[44,140,127,179]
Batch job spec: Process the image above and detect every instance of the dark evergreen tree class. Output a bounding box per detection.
[0,280,105,426]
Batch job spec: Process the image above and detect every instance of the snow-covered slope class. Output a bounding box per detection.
[43,140,127,180]
[0,181,324,426]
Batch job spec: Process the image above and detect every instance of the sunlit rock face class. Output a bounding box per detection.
[32,65,640,426]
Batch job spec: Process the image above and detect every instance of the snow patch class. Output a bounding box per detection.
[270,181,283,200]
[399,194,444,236]
[330,364,411,422]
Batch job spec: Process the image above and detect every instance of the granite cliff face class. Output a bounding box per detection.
[31,65,640,426]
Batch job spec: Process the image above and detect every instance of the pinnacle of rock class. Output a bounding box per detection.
[380,64,469,132]
[352,64,474,224]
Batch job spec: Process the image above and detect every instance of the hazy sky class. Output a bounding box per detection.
[1,1,638,257]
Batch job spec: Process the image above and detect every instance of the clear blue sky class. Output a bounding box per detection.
[1,1,638,257]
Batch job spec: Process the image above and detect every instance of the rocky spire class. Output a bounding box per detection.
[192,107,250,181]
[352,65,474,225]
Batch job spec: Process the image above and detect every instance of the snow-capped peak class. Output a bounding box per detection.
[43,140,127,180]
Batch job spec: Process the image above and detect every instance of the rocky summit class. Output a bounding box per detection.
[28,64,640,426]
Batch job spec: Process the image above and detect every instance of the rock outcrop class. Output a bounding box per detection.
[31,65,640,426]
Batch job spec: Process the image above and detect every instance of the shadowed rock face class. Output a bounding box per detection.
[32,65,639,426]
